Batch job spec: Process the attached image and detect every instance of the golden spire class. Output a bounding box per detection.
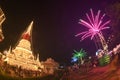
[22,21,33,41]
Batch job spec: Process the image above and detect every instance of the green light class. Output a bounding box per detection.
[99,54,110,66]
[72,49,87,64]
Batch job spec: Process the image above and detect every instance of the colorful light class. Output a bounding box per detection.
[73,49,86,58]
[71,49,86,64]
[71,57,78,62]
[113,44,120,54]
[99,54,110,66]
[75,9,110,41]
[96,49,104,58]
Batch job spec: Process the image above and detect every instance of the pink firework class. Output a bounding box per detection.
[75,9,110,41]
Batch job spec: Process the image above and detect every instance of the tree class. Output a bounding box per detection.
[72,49,86,64]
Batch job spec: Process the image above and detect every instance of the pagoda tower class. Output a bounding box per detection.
[16,21,33,51]
[13,21,33,59]
[3,21,43,71]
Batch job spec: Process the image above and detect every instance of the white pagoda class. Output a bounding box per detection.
[2,21,43,71]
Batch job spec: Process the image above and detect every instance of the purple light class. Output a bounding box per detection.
[75,9,110,41]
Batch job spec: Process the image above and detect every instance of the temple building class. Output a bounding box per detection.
[0,7,59,77]
[42,58,59,74]
[2,21,43,71]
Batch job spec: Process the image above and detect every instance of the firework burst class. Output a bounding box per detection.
[75,9,110,41]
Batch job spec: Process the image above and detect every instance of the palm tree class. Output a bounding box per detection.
[72,49,86,64]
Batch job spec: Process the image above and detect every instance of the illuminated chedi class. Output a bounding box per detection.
[3,21,43,71]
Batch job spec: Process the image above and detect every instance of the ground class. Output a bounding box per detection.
[61,65,120,80]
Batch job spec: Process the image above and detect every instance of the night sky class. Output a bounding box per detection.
[0,0,118,65]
